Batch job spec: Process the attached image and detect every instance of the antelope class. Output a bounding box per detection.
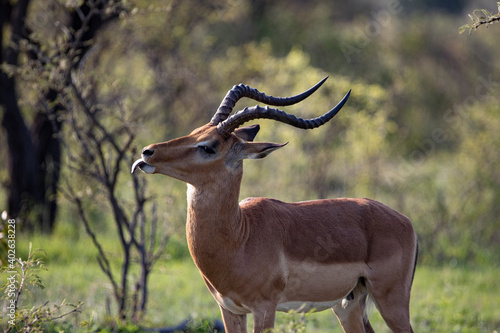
[132,77,418,333]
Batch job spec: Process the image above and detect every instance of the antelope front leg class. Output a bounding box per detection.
[220,305,247,333]
[252,304,276,333]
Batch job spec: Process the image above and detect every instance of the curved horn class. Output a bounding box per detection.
[217,90,351,138]
[210,77,329,125]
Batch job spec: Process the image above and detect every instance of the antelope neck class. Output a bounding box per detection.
[186,175,245,248]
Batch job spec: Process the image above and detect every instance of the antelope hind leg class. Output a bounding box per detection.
[332,282,374,333]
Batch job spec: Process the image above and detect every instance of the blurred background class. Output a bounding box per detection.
[1,0,499,331]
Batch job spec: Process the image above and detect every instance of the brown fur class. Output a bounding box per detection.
[135,124,418,332]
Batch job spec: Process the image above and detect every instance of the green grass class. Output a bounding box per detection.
[6,230,500,332]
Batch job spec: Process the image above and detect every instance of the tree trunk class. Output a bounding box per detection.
[31,91,63,232]
[1,0,114,231]
[0,0,39,230]
[0,76,38,226]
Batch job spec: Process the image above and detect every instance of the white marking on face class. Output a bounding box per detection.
[195,141,212,148]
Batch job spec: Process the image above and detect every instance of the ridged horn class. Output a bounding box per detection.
[210,77,329,125]
[217,90,351,138]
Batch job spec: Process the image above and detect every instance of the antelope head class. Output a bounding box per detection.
[131,77,350,186]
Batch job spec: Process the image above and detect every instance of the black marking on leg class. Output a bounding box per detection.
[346,291,354,301]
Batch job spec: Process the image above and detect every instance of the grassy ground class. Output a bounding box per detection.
[5,231,500,332]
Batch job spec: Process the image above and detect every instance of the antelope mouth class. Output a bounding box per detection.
[131,159,156,174]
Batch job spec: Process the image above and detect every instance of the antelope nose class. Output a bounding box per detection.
[142,148,154,158]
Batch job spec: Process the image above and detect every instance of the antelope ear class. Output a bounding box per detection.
[233,124,260,142]
[242,141,288,159]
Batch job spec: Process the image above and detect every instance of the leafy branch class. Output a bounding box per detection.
[10,0,169,323]
[1,243,83,333]
[63,65,170,323]
[460,2,500,34]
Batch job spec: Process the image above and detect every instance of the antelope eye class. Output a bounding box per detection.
[199,145,216,155]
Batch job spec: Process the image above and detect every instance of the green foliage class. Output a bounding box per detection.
[2,0,500,267]
[0,220,10,267]
[183,318,223,333]
[460,2,500,34]
[410,266,500,332]
[7,233,499,332]
[92,321,144,333]
[0,243,82,333]
[271,310,310,333]
[2,0,500,331]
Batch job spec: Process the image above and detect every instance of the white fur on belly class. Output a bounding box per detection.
[277,300,341,313]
